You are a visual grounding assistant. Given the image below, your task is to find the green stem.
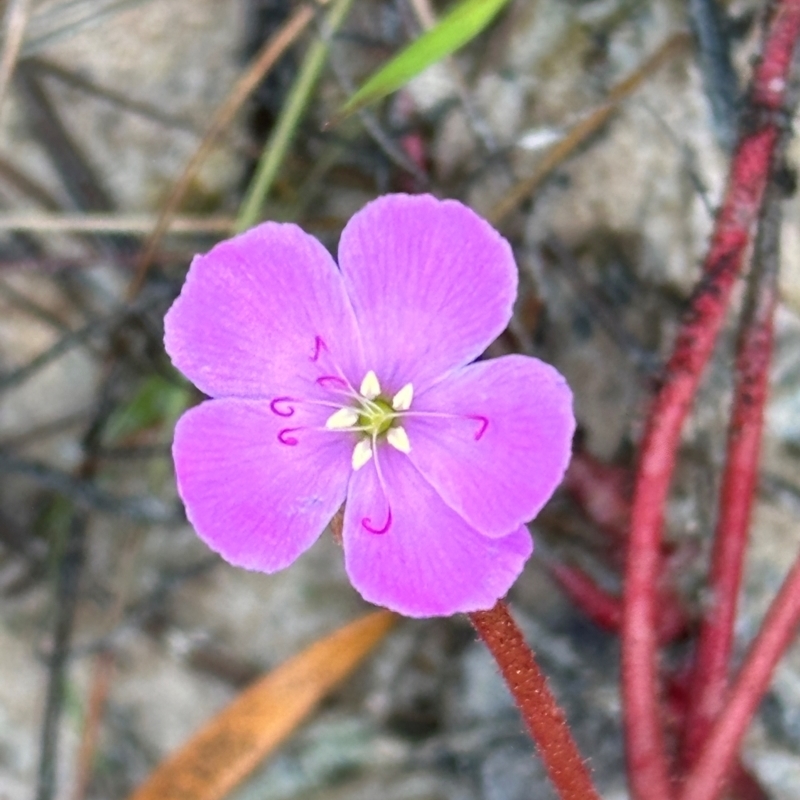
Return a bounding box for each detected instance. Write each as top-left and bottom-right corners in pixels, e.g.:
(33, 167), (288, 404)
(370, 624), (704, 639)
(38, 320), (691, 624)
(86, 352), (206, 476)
(235, 0), (355, 232)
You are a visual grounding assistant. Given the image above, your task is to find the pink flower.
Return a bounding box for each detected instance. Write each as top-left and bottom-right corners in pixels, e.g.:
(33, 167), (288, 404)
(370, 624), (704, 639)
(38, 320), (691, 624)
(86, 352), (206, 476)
(164, 194), (574, 617)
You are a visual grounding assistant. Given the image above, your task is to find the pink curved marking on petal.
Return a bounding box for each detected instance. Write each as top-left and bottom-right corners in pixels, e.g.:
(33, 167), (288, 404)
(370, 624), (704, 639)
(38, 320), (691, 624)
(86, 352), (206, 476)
(362, 506), (392, 534)
(316, 375), (348, 389)
(164, 224), (362, 399)
(343, 446), (533, 617)
(174, 398), (352, 574)
(311, 335), (327, 362)
(406, 355), (575, 538)
(270, 397), (297, 417)
(466, 415), (489, 440)
(278, 428), (303, 445)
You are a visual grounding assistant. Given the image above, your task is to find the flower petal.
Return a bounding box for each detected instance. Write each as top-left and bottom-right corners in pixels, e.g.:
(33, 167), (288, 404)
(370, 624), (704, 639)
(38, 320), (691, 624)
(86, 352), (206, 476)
(165, 222), (363, 398)
(405, 355), (575, 537)
(173, 398), (352, 572)
(337, 194), (517, 392)
(343, 447), (533, 617)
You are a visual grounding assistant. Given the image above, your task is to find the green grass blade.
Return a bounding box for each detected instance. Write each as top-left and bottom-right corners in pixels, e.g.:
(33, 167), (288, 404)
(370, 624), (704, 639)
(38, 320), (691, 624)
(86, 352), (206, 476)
(235, 0), (356, 232)
(335, 0), (511, 121)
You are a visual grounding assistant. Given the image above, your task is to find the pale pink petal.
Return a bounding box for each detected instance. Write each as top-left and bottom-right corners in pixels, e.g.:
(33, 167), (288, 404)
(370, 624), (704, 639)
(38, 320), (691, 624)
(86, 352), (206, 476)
(343, 447), (533, 617)
(165, 222), (363, 399)
(173, 398), (352, 572)
(337, 194), (517, 393)
(404, 355), (574, 537)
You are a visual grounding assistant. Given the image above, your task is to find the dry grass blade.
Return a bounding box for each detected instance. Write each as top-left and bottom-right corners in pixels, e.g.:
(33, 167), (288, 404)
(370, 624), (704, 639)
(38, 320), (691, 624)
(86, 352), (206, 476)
(127, 0), (328, 300)
(488, 32), (690, 225)
(0, 0), (33, 118)
(0, 212), (234, 234)
(126, 609), (397, 800)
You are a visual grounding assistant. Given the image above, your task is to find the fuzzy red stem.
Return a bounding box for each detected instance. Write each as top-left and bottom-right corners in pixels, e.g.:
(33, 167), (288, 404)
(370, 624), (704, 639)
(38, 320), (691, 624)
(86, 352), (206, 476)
(469, 602), (602, 800)
(550, 563), (624, 631)
(621, 4), (800, 798)
(679, 552), (800, 800)
(551, 563), (687, 643)
(680, 186), (780, 767)
(564, 451), (630, 541)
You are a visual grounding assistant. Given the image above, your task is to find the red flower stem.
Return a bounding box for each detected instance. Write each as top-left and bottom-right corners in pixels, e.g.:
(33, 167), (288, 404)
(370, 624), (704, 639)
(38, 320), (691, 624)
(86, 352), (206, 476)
(550, 563), (688, 643)
(680, 170), (782, 767)
(564, 450), (631, 542)
(469, 602), (602, 800)
(550, 563), (624, 632)
(620, 4), (800, 799)
(678, 551), (800, 800)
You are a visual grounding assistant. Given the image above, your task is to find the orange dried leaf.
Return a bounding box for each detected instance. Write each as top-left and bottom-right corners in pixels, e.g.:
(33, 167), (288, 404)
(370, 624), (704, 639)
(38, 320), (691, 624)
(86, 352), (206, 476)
(127, 609), (397, 800)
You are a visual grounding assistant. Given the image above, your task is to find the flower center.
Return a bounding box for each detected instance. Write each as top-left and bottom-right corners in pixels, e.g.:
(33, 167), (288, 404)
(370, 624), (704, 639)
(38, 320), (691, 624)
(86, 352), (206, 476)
(269, 338), (491, 537)
(323, 370), (413, 470)
(357, 397), (395, 437)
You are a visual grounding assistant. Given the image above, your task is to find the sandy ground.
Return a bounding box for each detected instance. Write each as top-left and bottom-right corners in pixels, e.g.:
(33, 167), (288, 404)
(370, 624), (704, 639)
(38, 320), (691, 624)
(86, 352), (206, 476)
(1, 0), (800, 798)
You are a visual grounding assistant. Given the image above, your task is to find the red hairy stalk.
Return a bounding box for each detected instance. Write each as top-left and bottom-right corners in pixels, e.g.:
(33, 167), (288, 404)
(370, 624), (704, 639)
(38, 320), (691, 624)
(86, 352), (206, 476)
(679, 552), (800, 800)
(469, 602), (602, 800)
(563, 451), (631, 542)
(666, 676), (768, 800)
(729, 764), (770, 800)
(680, 180), (782, 766)
(550, 563), (623, 632)
(620, 3), (800, 798)
(550, 563), (687, 643)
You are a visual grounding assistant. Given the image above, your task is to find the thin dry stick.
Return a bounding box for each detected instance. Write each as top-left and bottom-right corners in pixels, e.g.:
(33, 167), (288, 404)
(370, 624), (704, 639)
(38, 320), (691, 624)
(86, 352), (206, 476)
(488, 33), (689, 225)
(71, 532), (143, 800)
(469, 602), (602, 800)
(71, 651), (115, 800)
(679, 551), (800, 800)
(0, 0), (32, 117)
(0, 213), (234, 234)
(127, 0), (328, 299)
(621, 4), (800, 799)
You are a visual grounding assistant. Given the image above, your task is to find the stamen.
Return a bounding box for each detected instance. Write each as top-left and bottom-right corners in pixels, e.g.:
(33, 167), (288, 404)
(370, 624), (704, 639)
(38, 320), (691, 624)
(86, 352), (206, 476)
(361, 434), (392, 534)
(311, 335), (327, 362)
(278, 428), (302, 445)
(326, 407), (359, 430)
(386, 426), (411, 454)
(396, 409), (490, 441)
(269, 397), (296, 417)
(467, 415), (489, 440)
(360, 370), (381, 400)
(392, 383), (413, 411)
(352, 439), (373, 470)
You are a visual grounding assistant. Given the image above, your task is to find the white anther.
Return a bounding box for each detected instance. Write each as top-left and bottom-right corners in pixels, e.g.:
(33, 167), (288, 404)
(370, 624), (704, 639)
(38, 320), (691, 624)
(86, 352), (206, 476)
(325, 407), (359, 430)
(391, 383), (413, 411)
(359, 370), (381, 400)
(352, 439), (373, 470)
(387, 426), (411, 454)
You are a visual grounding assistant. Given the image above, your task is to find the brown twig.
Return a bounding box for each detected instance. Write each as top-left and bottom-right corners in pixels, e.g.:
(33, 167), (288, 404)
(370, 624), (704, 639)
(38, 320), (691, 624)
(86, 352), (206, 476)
(127, 0), (329, 299)
(488, 33), (690, 225)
